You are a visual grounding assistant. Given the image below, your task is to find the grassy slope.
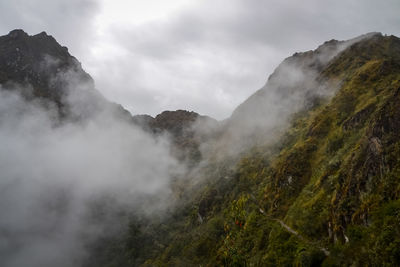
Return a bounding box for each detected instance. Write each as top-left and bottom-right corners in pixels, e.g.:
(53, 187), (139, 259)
(96, 34), (400, 266)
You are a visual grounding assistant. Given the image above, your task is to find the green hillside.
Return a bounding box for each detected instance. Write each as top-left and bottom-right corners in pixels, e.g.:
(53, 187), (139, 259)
(89, 33), (400, 266)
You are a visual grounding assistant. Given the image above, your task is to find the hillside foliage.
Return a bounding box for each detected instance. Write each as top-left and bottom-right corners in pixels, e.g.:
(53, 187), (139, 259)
(86, 34), (400, 267)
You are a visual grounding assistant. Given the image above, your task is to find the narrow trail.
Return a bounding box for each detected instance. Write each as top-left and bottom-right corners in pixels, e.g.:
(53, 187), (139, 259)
(257, 206), (330, 256)
(276, 218), (298, 236)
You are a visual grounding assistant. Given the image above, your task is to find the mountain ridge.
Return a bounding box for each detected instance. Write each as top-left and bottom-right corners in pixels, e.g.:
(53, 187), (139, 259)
(1, 29), (400, 266)
(0, 29), (215, 146)
(121, 32), (400, 266)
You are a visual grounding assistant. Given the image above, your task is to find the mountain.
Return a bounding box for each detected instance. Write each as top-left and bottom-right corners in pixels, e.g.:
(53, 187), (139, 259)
(0, 29), (90, 100)
(0, 29), (136, 123)
(1, 30), (400, 266)
(0, 29), (213, 147)
(97, 33), (400, 266)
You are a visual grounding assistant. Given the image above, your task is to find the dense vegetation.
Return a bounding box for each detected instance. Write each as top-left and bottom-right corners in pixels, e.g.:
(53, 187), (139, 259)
(88, 34), (400, 266)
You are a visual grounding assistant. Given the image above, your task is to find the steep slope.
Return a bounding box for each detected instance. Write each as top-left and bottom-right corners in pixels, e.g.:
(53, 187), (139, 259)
(0, 29), (131, 121)
(0, 29), (91, 99)
(218, 33), (379, 156)
(99, 33), (400, 266)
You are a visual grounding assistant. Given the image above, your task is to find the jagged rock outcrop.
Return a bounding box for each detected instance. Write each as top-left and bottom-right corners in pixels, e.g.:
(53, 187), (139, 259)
(0, 29), (131, 121)
(0, 29), (91, 102)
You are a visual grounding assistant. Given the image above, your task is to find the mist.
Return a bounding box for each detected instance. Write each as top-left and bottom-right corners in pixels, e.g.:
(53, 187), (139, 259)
(0, 82), (181, 266)
(0, 30), (381, 266)
(195, 33), (378, 160)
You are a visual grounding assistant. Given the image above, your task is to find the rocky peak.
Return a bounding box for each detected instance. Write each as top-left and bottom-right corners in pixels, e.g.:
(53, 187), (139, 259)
(133, 110), (218, 163)
(0, 29), (134, 122)
(0, 29), (92, 103)
(152, 110), (199, 134)
(8, 29), (29, 39)
(133, 110), (204, 138)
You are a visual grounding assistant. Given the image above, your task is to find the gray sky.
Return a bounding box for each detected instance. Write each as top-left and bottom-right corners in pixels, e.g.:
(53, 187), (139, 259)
(1, 0), (399, 119)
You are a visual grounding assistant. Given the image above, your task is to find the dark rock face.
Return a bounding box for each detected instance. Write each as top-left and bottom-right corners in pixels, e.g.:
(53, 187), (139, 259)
(0, 29), (134, 122)
(132, 114), (155, 130)
(133, 110), (219, 164)
(151, 110), (200, 136)
(133, 110), (201, 135)
(0, 29), (92, 103)
(371, 87), (400, 140)
(343, 103), (375, 131)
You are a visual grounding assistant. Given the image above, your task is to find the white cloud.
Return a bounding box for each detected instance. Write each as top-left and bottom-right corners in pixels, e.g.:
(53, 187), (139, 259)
(0, 81), (181, 266)
(0, 0), (399, 119)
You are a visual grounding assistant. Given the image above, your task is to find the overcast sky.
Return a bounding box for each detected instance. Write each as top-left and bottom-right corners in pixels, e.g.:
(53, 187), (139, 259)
(1, 0), (399, 119)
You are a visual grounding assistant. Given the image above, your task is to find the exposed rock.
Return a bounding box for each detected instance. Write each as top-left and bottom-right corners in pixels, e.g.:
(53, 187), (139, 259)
(0, 29), (132, 122)
(148, 110), (219, 164)
(343, 103), (375, 130)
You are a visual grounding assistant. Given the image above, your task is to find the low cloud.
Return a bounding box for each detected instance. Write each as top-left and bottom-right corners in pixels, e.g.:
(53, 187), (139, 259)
(196, 34), (376, 159)
(0, 71), (181, 267)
